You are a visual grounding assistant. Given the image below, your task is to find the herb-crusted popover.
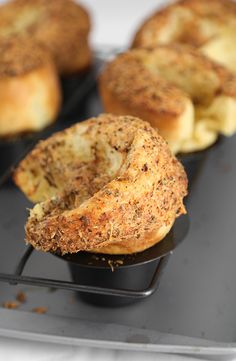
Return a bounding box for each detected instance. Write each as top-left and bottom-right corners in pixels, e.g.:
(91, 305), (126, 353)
(0, 0), (91, 75)
(132, 0), (236, 73)
(0, 37), (61, 137)
(99, 46), (236, 154)
(14, 114), (187, 254)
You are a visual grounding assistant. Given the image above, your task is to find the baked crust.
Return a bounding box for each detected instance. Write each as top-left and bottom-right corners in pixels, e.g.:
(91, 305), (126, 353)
(0, 36), (49, 76)
(0, 0), (91, 75)
(99, 46), (236, 153)
(132, 0), (236, 73)
(0, 37), (61, 137)
(14, 114), (187, 254)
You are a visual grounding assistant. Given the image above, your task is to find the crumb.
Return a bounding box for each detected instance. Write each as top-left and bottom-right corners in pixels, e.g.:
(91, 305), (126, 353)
(32, 307), (48, 314)
(16, 291), (26, 303)
(115, 260), (124, 265)
(2, 301), (19, 309)
(108, 260), (114, 272)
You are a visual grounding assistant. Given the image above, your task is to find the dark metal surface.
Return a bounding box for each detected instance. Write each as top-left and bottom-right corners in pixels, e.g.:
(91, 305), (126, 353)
(0, 53), (236, 353)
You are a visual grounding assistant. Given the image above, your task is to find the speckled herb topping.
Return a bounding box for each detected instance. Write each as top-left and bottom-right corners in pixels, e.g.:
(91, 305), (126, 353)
(14, 114), (188, 254)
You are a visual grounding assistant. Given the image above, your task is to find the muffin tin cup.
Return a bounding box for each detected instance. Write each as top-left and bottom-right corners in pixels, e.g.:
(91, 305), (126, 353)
(69, 260), (164, 307)
(55, 215), (189, 307)
(178, 136), (226, 189)
(68, 258), (162, 307)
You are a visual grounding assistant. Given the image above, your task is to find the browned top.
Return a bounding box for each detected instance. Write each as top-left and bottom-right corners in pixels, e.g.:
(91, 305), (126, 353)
(100, 46), (236, 113)
(132, 0), (236, 49)
(0, 0), (90, 35)
(0, 36), (52, 77)
(100, 48), (187, 117)
(14, 114), (188, 254)
(0, 0), (91, 73)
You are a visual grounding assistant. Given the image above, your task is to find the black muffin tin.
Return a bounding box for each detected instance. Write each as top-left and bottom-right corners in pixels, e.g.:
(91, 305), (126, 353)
(0, 53), (191, 307)
(61, 214), (189, 307)
(0, 214), (188, 307)
(1, 50), (235, 355)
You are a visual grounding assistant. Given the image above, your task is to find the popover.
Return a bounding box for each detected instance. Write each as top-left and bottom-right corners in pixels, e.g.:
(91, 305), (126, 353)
(99, 46), (236, 154)
(0, 0), (91, 75)
(132, 0), (236, 73)
(14, 114), (187, 255)
(0, 37), (61, 137)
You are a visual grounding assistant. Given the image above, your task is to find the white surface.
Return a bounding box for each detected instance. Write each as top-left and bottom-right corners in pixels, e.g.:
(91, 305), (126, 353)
(0, 337), (206, 361)
(0, 0), (206, 360)
(79, 0), (167, 48)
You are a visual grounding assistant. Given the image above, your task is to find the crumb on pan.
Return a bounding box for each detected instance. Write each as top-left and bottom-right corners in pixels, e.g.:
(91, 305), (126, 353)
(107, 259), (124, 272)
(2, 301), (19, 309)
(32, 307), (48, 314)
(16, 291), (26, 303)
(108, 260), (115, 272)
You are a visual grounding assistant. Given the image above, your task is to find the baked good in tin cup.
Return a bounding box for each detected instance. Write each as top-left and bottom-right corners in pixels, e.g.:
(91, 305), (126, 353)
(14, 114), (188, 255)
(99, 45), (236, 154)
(132, 0), (236, 74)
(0, 37), (61, 138)
(0, 0), (92, 75)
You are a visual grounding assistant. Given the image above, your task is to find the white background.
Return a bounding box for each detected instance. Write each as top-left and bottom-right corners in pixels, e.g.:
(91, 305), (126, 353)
(0, 0), (207, 360)
(79, 0), (167, 48)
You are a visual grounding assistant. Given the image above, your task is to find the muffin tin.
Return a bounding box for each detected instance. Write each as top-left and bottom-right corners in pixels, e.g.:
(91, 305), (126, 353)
(61, 215), (187, 308)
(0, 50), (236, 358)
(0, 214), (188, 308)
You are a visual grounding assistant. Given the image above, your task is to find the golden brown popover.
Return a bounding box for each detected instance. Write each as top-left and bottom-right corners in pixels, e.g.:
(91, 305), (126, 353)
(99, 46), (236, 154)
(132, 0), (236, 73)
(0, 0), (91, 75)
(0, 37), (61, 137)
(14, 114), (187, 255)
